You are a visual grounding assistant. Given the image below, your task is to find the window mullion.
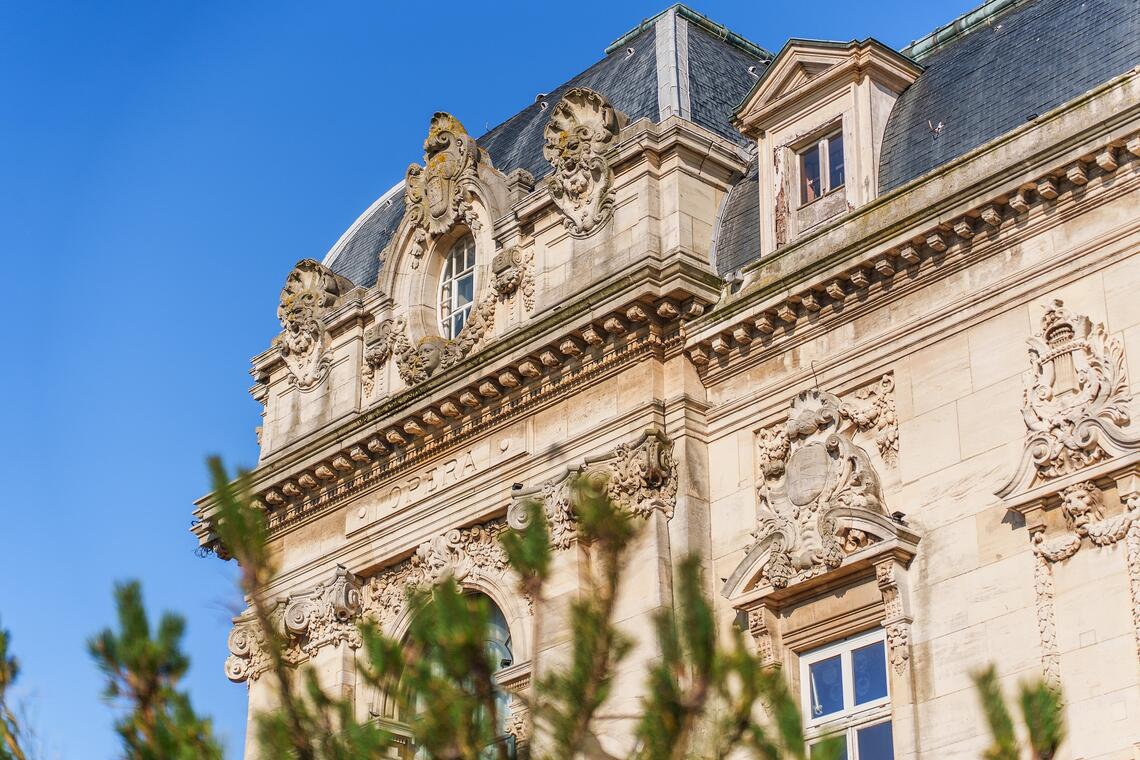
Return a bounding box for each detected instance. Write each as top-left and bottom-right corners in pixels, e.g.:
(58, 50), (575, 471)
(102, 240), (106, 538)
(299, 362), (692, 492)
(820, 137), (830, 195)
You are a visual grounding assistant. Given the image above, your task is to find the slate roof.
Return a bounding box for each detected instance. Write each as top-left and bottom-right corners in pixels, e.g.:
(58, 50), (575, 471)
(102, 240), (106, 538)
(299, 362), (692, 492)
(324, 5), (769, 287)
(879, 0), (1140, 192)
(712, 155), (759, 276)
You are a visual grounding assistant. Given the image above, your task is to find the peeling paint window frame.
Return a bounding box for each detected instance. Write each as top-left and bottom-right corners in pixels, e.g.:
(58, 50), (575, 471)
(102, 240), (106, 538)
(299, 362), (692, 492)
(799, 128), (845, 206)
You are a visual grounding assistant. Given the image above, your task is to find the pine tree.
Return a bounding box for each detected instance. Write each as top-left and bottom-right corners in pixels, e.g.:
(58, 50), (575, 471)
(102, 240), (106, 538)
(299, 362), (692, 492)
(88, 581), (222, 760)
(973, 666), (1064, 760)
(0, 621), (27, 760)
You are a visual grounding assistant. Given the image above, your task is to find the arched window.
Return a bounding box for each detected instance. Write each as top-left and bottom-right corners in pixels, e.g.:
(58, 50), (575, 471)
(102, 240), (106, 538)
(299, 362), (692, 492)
(438, 235), (476, 339)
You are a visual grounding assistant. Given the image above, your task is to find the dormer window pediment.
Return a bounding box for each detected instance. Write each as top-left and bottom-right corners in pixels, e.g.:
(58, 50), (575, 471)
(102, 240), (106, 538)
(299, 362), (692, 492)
(734, 40), (922, 255)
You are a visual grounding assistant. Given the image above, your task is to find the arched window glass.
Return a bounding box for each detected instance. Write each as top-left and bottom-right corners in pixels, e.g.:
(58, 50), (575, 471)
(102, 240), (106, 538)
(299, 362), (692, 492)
(439, 235), (476, 339)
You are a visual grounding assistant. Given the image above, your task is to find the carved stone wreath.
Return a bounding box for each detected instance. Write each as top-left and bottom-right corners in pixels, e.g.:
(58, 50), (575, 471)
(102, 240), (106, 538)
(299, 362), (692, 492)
(543, 88), (626, 237)
(1000, 299), (1139, 497)
(508, 429), (678, 549)
(275, 260), (352, 390)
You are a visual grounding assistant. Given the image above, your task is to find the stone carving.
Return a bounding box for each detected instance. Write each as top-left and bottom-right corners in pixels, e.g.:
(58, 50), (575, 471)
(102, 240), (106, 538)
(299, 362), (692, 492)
(875, 562), (911, 676)
(492, 247), (535, 312)
(840, 374), (899, 466)
(509, 429), (678, 549)
(505, 708), (531, 743)
(746, 606), (776, 667)
(1001, 300), (1138, 496)
(224, 567), (362, 683)
(284, 566), (364, 655)
(404, 113), (482, 268)
(1126, 502), (1140, 668)
(1034, 480), (1138, 564)
(543, 88), (625, 237)
(363, 520), (523, 634)
(361, 318), (402, 398)
(276, 260), (351, 390)
(391, 289), (497, 388)
(752, 390), (887, 589)
(1032, 549), (1063, 691)
(1060, 480), (1106, 536)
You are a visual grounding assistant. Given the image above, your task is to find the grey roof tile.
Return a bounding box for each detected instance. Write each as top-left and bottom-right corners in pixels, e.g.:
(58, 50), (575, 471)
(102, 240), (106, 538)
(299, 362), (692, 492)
(713, 155), (760, 276)
(879, 0), (1140, 192)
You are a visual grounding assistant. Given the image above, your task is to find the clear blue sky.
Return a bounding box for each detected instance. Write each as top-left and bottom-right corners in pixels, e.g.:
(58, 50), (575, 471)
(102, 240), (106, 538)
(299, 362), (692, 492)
(1, 1), (974, 756)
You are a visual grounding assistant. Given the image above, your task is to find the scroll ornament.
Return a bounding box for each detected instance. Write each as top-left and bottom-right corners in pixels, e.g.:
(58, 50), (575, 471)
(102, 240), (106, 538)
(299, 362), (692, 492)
(404, 113), (483, 268)
(1001, 299), (1138, 496)
(753, 389), (888, 589)
(276, 260), (351, 390)
(543, 88), (626, 237)
(224, 567), (363, 683)
(508, 429), (678, 549)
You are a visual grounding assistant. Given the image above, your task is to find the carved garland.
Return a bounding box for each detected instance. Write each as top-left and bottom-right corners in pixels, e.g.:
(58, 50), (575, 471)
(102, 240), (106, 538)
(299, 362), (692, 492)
(508, 429), (678, 548)
(543, 88), (626, 238)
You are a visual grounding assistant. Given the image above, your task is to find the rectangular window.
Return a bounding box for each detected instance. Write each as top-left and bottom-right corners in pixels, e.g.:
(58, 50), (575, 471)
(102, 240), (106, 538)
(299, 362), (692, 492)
(799, 129), (845, 206)
(801, 630), (893, 760)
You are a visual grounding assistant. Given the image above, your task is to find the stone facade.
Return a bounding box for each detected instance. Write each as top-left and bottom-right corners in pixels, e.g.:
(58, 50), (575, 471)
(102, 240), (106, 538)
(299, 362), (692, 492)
(195, 3), (1140, 757)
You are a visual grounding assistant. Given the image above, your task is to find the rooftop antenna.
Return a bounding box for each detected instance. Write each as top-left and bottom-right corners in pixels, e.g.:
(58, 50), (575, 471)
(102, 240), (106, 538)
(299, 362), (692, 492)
(927, 119), (944, 137)
(810, 360), (820, 390)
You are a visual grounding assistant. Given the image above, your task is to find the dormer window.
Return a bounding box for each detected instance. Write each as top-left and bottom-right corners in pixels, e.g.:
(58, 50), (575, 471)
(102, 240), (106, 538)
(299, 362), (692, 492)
(439, 234), (476, 339)
(800, 131), (845, 206)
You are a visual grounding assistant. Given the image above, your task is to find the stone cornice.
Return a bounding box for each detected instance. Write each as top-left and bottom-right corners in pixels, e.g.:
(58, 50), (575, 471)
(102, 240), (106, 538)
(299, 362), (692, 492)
(193, 260), (713, 550)
(688, 70), (1140, 378)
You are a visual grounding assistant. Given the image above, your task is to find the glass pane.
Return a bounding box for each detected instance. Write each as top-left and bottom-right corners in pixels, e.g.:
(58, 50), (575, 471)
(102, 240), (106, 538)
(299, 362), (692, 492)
(457, 273), (474, 306)
(828, 133), (845, 190)
(808, 655), (844, 718)
(801, 145), (822, 204)
(856, 721), (894, 760)
(465, 240), (476, 268)
(452, 312), (466, 337)
(810, 735), (848, 760)
(852, 641), (888, 705)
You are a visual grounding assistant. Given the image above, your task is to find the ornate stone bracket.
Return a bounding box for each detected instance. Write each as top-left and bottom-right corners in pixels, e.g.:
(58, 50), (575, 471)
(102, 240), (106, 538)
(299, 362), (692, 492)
(225, 566), (363, 683)
(275, 260), (354, 390)
(507, 428), (678, 549)
(361, 318), (403, 399)
(361, 519), (527, 635)
(543, 88), (627, 238)
(998, 300), (1139, 499)
(875, 558), (914, 676)
(492, 247), (535, 312)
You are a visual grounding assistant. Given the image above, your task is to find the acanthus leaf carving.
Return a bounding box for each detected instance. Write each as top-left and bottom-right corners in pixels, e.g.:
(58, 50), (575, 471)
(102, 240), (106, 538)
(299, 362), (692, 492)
(276, 260), (351, 390)
(752, 389), (888, 589)
(1001, 299), (1139, 497)
(543, 88), (625, 237)
(839, 374), (899, 466)
(508, 429), (678, 549)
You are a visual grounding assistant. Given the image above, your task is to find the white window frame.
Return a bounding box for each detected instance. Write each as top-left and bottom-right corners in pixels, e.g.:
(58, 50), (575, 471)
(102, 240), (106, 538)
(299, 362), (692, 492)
(800, 629), (892, 757)
(438, 235), (476, 340)
(798, 128), (845, 206)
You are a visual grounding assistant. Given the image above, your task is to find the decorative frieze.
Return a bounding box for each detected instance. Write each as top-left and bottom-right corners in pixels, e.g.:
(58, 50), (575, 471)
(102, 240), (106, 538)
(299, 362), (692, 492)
(543, 88), (626, 237)
(276, 260), (353, 390)
(508, 429), (678, 549)
(999, 299), (1139, 498)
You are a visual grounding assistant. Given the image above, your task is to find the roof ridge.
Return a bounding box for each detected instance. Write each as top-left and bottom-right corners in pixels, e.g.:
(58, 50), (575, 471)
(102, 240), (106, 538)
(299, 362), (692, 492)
(605, 4), (772, 61)
(901, 0), (1034, 59)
